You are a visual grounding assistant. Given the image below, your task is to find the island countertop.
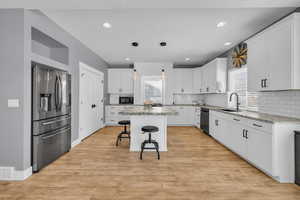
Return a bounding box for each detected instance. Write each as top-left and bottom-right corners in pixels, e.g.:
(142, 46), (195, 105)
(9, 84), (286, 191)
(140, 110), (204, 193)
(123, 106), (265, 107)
(119, 106), (178, 116)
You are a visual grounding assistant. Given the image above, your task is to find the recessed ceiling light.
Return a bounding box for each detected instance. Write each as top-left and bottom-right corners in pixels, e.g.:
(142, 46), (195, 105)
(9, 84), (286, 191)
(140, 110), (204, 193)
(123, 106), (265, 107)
(131, 42), (139, 47)
(224, 42), (232, 46)
(103, 22), (112, 29)
(160, 42), (167, 47)
(125, 57), (130, 61)
(217, 21), (227, 28)
(185, 58), (191, 61)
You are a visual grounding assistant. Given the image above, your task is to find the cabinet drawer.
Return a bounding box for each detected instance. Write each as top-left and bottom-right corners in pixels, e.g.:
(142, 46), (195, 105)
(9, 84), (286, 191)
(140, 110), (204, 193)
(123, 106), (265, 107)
(245, 119), (273, 133)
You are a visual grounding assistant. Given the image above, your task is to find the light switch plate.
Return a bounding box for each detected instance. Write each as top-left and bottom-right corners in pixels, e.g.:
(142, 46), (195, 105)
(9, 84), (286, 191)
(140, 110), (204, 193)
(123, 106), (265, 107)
(8, 99), (19, 108)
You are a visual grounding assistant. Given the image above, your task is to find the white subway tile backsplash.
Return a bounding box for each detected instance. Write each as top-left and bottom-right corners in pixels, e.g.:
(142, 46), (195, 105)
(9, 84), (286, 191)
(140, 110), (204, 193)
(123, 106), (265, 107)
(257, 91), (300, 119)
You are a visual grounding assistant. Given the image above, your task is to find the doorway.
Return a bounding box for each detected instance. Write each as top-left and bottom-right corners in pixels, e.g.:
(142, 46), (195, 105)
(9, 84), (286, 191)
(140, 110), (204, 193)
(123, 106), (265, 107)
(79, 62), (104, 140)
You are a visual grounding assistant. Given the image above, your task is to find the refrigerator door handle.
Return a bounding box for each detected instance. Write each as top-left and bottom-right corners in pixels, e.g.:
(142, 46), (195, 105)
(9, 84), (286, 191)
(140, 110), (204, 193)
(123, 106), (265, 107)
(58, 75), (63, 109)
(54, 75), (59, 110)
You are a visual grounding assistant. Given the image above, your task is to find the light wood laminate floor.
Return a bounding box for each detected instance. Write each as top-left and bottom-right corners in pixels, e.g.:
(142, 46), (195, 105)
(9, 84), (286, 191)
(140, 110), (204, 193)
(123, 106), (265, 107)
(1, 126), (299, 200)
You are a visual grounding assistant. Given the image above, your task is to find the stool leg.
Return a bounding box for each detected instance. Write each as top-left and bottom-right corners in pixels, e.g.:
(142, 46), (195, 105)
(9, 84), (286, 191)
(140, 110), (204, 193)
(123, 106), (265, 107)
(140, 141), (145, 160)
(116, 134), (120, 146)
(154, 142), (160, 160)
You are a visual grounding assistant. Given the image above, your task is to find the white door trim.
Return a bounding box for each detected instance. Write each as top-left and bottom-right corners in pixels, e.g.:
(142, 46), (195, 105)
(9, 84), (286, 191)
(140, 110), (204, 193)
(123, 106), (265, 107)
(79, 62), (104, 141)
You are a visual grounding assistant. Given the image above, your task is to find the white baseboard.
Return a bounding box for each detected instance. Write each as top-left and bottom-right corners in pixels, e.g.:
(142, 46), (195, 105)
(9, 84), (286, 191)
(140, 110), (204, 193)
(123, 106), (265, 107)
(0, 166), (32, 181)
(71, 138), (82, 148)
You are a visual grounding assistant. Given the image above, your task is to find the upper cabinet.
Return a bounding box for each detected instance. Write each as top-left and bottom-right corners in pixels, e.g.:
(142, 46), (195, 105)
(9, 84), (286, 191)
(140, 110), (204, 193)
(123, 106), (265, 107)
(173, 69), (193, 94)
(193, 67), (203, 93)
(200, 58), (227, 94)
(108, 69), (133, 94)
(248, 13), (300, 92)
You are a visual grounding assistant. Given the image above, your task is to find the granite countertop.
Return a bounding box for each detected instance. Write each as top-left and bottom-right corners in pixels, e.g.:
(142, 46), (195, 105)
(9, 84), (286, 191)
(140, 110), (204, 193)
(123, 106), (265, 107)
(119, 107), (177, 116)
(213, 109), (300, 124)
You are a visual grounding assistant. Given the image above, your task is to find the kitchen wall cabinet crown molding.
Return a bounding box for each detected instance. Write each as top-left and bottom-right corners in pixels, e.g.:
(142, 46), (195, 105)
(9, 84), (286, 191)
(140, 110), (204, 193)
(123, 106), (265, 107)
(247, 13), (300, 92)
(108, 69), (134, 94)
(210, 110), (299, 183)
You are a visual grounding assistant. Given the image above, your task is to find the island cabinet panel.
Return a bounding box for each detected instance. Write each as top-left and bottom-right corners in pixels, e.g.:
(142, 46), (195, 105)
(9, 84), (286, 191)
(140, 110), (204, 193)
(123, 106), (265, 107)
(247, 13), (300, 91)
(209, 110), (297, 183)
(129, 115), (168, 152)
(108, 69), (133, 94)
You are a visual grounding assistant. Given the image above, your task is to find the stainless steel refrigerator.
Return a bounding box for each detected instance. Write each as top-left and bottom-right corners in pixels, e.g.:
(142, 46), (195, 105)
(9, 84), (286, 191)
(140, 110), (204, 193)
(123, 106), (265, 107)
(32, 62), (71, 172)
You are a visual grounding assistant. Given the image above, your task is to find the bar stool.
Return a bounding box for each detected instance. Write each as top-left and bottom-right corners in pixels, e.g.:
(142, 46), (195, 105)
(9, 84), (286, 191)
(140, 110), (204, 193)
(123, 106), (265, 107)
(140, 125), (160, 160)
(116, 120), (130, 146)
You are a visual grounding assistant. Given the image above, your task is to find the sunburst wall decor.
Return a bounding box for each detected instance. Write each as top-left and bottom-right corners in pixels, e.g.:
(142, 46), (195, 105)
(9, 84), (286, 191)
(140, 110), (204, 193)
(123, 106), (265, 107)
(232, 42), (247, 68)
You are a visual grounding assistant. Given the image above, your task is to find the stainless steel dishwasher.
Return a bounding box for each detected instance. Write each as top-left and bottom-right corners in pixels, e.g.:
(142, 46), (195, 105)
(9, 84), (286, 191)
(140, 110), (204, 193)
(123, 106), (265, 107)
(200, 107), (209, 135)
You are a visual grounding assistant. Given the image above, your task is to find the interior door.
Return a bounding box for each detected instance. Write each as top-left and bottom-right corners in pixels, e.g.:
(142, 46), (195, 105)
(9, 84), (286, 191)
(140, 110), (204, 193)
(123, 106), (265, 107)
(93, 72), (104, 131)
(80, 65), (104, 140)
(80, 69), (93, 139)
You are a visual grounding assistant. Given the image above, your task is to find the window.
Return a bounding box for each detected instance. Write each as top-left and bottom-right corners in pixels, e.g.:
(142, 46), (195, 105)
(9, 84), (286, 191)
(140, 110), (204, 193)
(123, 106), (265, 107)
(141, 76), (164, 104)
(228, 67), (258, 111)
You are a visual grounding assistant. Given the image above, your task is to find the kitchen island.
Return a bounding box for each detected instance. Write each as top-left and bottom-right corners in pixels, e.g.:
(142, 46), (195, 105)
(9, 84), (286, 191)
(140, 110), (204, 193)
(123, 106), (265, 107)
(119, 107), (177, 152)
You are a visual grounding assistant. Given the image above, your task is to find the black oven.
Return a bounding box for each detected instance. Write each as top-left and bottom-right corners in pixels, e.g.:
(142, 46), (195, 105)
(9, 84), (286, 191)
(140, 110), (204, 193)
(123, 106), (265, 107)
(119, 96), (134, 104)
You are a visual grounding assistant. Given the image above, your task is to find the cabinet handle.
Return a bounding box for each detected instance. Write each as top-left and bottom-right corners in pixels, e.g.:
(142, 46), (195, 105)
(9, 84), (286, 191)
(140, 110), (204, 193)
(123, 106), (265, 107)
(215, 120), (219, 126)
(253, 123), (263, 128)
(242, 129), (245, 138)
(233, 118), (240, 121)
(264, 79), (267, 88)
(245, 130), (249, 139)
(261, 79), (264, 88)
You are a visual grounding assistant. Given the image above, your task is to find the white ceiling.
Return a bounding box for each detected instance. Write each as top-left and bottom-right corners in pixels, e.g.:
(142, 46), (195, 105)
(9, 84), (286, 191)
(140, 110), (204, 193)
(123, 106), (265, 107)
(1, 0), (300, 9)
(42, 8), (296, 67)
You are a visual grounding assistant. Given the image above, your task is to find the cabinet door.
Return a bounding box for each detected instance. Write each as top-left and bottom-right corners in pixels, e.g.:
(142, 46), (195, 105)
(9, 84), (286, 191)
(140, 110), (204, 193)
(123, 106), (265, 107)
(201, 66), (208, 93)
(167, 107), (179, 125)
(108, 70), (121, 93)
(184, 107), (194, 124)
(247, 33), (268, 92)
(193, 68), (201, 93)
(174, 69), (193, 93)
(267, 20), (292, 90)
(209, 113), (217, 138)
(120, 69), (133, 93)
(227, 121), (247, 157)
(208, 62), (217, 93)
(247, 128), (272, 174)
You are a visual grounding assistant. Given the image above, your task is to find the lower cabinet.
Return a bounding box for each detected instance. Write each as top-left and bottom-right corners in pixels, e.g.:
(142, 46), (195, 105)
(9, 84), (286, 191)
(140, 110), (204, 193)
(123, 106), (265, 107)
(247, 128), (272, 174)
(167, 106), (194, 125)
(210, 111), (273, 177)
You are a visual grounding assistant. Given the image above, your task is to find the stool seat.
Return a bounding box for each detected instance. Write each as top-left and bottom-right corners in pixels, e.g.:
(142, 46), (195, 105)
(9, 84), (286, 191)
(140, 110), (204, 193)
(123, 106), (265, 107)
(118, 120), (130, 125)
(141, 126), (159, 133)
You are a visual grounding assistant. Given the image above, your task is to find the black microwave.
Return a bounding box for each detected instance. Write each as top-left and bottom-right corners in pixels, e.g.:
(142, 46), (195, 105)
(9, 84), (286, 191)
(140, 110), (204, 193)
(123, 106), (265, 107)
(119, 96), (134, 104)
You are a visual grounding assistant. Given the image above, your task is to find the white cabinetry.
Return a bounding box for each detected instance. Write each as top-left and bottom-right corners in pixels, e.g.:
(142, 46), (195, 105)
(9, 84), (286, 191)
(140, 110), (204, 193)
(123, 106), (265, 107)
(248, 13), (300, 91)
(173, 69), (193, 94)
(209, 110), (297, 183)
(200, 58), (227, 93)
(193, 68), (203, 94)
(167, 106), (194, 125)
(194, 107), (201, 128)
(108, 69), (133, 94)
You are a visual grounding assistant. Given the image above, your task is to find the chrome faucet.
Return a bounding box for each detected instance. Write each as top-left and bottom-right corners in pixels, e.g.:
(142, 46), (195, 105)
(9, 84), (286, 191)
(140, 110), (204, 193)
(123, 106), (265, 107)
(229, 92), (240, 112)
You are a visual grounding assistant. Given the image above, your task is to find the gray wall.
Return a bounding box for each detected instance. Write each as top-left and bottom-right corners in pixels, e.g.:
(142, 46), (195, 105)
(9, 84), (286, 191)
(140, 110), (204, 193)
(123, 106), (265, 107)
(0, 9), (109, 171)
